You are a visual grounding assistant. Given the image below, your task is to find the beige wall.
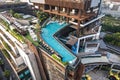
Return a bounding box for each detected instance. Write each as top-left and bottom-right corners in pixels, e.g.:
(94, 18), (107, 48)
(40, 49), (65, 80)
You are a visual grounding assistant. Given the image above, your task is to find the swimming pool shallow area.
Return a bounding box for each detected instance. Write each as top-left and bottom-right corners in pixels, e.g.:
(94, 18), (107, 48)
(41, 22), (76, 62)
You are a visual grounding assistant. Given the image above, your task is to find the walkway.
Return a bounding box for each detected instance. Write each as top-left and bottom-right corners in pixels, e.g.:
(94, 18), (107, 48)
(41, 22), (75, 62)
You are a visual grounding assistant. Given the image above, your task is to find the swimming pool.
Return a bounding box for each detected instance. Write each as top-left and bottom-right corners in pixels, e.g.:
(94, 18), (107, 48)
(41, 22), (76, 62)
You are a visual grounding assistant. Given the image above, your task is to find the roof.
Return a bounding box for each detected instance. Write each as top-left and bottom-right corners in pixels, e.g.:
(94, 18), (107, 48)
(81, 56), (109, 64)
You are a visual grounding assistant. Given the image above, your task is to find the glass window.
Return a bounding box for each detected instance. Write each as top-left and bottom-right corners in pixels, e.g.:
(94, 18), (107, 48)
(25, 70), (30, 75)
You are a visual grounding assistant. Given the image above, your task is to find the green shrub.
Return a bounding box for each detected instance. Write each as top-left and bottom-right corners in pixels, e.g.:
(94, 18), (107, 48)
(51, 54), (68, 66)
(10, 30), (24, 43)
(104, 32), (120, 47)
(13, 13), (23, 19)
(2, 42), (12, 51)
(102, 16), (120, 33)
(1, 49), (11, 59)
(0, 18), (10, 29)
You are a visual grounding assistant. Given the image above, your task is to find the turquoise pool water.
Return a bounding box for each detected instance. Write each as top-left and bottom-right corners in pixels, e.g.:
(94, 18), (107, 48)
(41, 22), (75, 62)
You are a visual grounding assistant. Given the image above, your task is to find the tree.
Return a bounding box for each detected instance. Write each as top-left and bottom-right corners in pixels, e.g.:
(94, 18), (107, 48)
(104, 32), (120, 47)
(36, 11), (41, 18)
(3, 70), (10, 80)
(36, 11), (48, 24)
(102, 16), (120, 33)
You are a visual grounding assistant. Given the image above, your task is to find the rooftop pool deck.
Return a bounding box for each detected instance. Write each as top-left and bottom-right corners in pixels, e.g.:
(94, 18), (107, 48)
(41, 21), (76, 62)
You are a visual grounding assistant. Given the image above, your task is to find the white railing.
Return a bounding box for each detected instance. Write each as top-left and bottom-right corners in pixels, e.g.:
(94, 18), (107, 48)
(0, 25), (23, 48)
(0, 33), (18, 55)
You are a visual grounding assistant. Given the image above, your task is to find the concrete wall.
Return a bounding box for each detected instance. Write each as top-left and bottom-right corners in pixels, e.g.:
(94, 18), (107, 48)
(40, 49), (65, 80)
(26, 40), (48, 80)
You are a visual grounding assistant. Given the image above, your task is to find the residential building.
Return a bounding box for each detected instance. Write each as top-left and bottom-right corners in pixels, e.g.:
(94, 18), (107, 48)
(0, 12), (41, 80)
(0, 0), (110, 80)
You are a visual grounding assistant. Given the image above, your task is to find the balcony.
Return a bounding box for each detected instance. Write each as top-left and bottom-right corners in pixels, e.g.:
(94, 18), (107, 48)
(45, 0), (84, 9)
(44, 9), (96, 21)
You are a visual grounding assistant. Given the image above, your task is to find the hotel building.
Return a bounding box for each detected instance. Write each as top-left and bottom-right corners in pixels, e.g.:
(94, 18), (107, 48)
(0, 13), (41, 80)
(0, 0), (106, 80)
(29, 0), (105, 80)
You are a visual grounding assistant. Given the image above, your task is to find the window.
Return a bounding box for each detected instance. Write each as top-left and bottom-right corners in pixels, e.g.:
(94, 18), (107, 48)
(25, 70), (30, 75)
(19, 74), (24, 79)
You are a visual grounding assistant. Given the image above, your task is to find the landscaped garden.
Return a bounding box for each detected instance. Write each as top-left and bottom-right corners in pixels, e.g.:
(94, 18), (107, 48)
(0, 17), (25, 43)
(1, 49), (11, 60)
(104, 32), (120, 47)
(102, 15), (120, 33)
(9, 30), (24, 43)
(0, 18), (10, 30)
(51, 54), (68, 66)
(36, 11), (49, 25)
(9, 9), (23, 19)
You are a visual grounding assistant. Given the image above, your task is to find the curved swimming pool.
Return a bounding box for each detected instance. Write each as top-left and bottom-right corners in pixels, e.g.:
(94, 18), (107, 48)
(41, 22), (75, 62)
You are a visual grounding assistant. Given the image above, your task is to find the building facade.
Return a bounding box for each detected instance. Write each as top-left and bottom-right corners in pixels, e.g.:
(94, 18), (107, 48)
(30, 0), (105, 80)
(0, 13), (41, 80)
(0, 0), (105, 80)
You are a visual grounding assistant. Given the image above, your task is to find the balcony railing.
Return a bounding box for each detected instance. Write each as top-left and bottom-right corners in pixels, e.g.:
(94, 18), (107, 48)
(45, 0), (84, 9)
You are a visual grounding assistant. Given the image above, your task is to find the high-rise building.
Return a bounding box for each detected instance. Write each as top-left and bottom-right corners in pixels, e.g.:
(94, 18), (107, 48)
(0, 0), (106, 80)
(29, 0), (105, 80)
(0, 13), (41, 80)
